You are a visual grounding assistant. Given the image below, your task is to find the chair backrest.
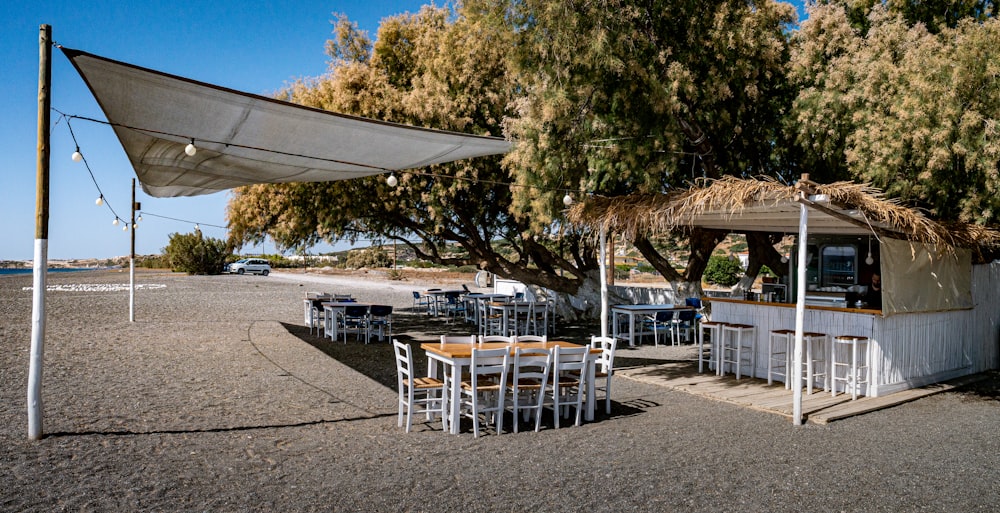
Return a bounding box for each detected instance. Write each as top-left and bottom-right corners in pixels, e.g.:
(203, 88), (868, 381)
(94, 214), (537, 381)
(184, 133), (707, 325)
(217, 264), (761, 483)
(470, 347), (510, 386)
(685, 297), (702, 309)
(590, 335), (617, 374)
(677, 309), (696, 323)
(344, 305), (369, 317)
(511, 347), (551, 388)
(369, 305), (393, 317)
(553, 345), (589, 379)
(479, 335), (515, 344)
(446, 295), (461, 305)
(514, 334), (547, 343)
(412, 291), (421, 299)
(392, 339), (413, 388)
(441, 335), (476, 344)
(654, 310), (676, 323)
(462, 284), (471, 293)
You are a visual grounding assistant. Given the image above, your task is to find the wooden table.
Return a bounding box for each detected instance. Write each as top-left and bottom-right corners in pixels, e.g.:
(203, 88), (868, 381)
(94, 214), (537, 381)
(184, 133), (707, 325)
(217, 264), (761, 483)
(421, 340), (599, 435)
(611, 304), (695, 347)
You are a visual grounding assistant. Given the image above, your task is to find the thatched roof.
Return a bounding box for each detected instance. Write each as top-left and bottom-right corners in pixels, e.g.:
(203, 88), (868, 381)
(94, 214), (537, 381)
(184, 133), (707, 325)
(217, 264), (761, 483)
(567, 175), (1000, 252)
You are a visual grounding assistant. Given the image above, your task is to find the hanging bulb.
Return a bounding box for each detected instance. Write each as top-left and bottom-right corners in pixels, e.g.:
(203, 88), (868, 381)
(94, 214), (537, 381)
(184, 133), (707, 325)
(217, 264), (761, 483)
(386, 173), (398, 187)
(123, 224), (128, 232)
(780, 254), (789, 264)
(184, 139), (197, 156)
(137, 214), (143, 222)
(132, 223), (138, 229)
(563, 193), (573, 206)
(194, 223), (200, 231)
(865, 252), (874, 265)
(112, 218), (119, 226)
(71, 148), (83, 162)
(96, 195), (104, 206)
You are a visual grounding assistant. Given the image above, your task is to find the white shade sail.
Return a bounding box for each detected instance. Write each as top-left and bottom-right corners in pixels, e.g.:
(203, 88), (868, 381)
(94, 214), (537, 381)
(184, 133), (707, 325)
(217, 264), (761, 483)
(61, 47), (512, 198)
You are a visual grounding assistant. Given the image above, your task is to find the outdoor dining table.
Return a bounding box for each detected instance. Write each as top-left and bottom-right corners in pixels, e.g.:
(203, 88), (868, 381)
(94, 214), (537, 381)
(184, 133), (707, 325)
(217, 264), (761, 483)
(421, 340), (599, 435)
(611, 304), (695, 347)
(322, 301), (368, 341)
(423, 289), (465, 316)
(464, 293), (512, 326)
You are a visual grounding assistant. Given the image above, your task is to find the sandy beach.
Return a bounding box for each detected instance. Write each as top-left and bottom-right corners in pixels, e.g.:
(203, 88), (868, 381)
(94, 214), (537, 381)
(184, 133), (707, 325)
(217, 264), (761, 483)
(2, 268), (999, 512)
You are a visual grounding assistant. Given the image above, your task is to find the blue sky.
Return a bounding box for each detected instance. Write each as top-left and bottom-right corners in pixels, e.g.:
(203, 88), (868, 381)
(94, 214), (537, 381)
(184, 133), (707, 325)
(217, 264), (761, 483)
(2, 1), (806, 261)
(2, 1), (428, 260)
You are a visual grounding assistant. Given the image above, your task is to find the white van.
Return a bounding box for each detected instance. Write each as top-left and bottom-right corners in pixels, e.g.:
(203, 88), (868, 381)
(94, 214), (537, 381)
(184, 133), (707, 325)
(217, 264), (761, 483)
(225, 258), (271, 276)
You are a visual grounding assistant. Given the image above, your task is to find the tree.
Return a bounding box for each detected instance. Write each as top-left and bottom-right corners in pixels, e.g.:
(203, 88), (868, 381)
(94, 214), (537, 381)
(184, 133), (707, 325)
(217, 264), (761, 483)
(484, 0), (798, 295)
(163, 231), (229, 274)
(226, 6), (602, 316)
(790, 2), (1000, 225)
(704, 255), (744, 287)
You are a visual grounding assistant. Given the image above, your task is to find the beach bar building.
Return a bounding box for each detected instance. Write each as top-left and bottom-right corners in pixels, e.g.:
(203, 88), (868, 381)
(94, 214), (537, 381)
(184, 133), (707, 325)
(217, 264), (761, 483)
(570, 175), (1000, 423)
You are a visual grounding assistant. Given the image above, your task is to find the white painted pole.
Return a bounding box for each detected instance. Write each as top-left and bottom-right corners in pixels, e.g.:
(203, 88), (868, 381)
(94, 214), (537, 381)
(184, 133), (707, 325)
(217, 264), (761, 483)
(599, 227), (609, 339)
(792, 196), (808, 426)
(28, 24), (52, 440)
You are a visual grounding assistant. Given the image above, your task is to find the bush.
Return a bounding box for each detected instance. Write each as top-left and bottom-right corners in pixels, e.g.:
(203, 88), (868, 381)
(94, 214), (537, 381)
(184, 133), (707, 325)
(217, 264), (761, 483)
(163, 231), (230, 274)
(703, 255), (743, 286)
(344, 247), (391, 269)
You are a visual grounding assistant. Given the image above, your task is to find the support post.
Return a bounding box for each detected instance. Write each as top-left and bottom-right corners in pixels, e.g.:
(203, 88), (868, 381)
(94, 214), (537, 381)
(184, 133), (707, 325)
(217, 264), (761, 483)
(599, 227), (609, 340)
(129, 178), (136, 322)
(792, 183), (810, 426)
(28, 24), (52, 440)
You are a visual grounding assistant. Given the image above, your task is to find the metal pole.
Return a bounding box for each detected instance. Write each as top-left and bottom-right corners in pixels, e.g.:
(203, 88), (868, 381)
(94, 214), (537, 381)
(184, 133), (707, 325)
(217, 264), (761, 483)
(28, 24), (52, 440)
(129, 178), (136, 322)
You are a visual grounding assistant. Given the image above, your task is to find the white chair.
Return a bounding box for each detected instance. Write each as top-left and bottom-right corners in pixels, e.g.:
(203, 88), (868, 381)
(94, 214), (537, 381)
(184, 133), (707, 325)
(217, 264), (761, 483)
(513, 334), (547, 343)
(507, 347), (552, 433)
(460, 347), (510, 437)
(546, 345), (589, 428)
(393, 340), (445, 433)
(590, 335), (617, 415)
(642, 310), (678, 346)
(440, 334), (476, 344)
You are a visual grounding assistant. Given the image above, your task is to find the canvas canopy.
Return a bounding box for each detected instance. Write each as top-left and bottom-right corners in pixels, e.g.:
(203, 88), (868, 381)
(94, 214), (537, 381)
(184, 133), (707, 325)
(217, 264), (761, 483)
(61, 47), (512, 198)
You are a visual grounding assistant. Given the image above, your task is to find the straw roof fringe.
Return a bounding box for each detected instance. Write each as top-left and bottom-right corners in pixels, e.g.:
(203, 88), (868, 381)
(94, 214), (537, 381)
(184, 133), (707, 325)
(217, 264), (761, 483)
(567, 176), (1000, 252)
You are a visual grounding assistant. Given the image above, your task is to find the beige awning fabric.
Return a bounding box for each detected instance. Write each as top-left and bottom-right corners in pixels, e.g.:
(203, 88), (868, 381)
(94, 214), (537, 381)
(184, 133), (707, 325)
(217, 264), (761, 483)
(61, 47), (512, 198)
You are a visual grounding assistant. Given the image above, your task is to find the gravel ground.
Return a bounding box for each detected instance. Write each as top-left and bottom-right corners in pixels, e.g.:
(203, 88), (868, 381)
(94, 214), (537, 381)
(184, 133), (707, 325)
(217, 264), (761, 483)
(2, 269), (999, 512)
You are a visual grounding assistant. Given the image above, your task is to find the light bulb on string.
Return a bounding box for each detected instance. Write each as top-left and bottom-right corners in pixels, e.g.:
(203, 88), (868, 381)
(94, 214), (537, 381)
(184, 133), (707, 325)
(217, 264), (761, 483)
(184, 139), (197, 157)
(71, 148), (83, 162)
(137, 213), (143, 222)
(96, 195), (104, 206)
(123, 224), (128, 232)
(112, 218), (119, 226)
(386, 173), (398, 187)
(132, 223), (138, 229)
(562, 193), (573, 206)
(194, 223), (200, 231)
(865, 236), (874, 265)
(780, 254), (789, 264)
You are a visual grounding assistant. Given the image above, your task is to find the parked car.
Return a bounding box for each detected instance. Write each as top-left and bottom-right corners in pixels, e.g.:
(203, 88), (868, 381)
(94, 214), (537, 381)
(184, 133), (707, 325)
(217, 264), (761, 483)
(225, 258), (271, 276)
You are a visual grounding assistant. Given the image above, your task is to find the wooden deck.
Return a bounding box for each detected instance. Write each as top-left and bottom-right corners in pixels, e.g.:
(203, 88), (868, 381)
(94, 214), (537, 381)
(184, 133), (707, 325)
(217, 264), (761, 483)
(618, 361), (987, 424)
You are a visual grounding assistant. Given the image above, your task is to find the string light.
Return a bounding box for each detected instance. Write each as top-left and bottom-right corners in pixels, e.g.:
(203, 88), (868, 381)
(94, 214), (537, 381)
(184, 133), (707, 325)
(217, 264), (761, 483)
(137, 213), (143, 222)
(194, 223), (200, 231)
(96, 195), (104, 206)
(112, 218), (119, 226)
(386, 173), (398, 187)
(122, 224), (128, 231)
(71, 147), (83, 162)
(563, 193), (573, 206)
(185, 138), (197, 157)
(865, 236), (874, 265)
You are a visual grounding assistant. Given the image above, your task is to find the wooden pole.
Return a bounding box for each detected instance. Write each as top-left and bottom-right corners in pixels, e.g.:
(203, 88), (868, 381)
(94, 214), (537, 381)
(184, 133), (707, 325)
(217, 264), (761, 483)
(129, 178), (136, 322)
(28, 24), (52, 440)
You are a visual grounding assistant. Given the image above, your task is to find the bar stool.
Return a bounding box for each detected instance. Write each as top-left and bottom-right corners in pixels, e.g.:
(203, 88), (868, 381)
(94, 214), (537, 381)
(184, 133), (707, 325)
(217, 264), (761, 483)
(832, 335), (870, 400)
(720, 323), (756, 379)
(699, 321), (728, 374)
(767, 329), (794, 386)
(802, 332), (829, 394)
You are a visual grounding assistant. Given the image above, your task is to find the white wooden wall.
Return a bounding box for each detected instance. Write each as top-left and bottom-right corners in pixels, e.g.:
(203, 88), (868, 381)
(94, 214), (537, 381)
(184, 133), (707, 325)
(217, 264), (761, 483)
(710, 261), (1000, 397)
